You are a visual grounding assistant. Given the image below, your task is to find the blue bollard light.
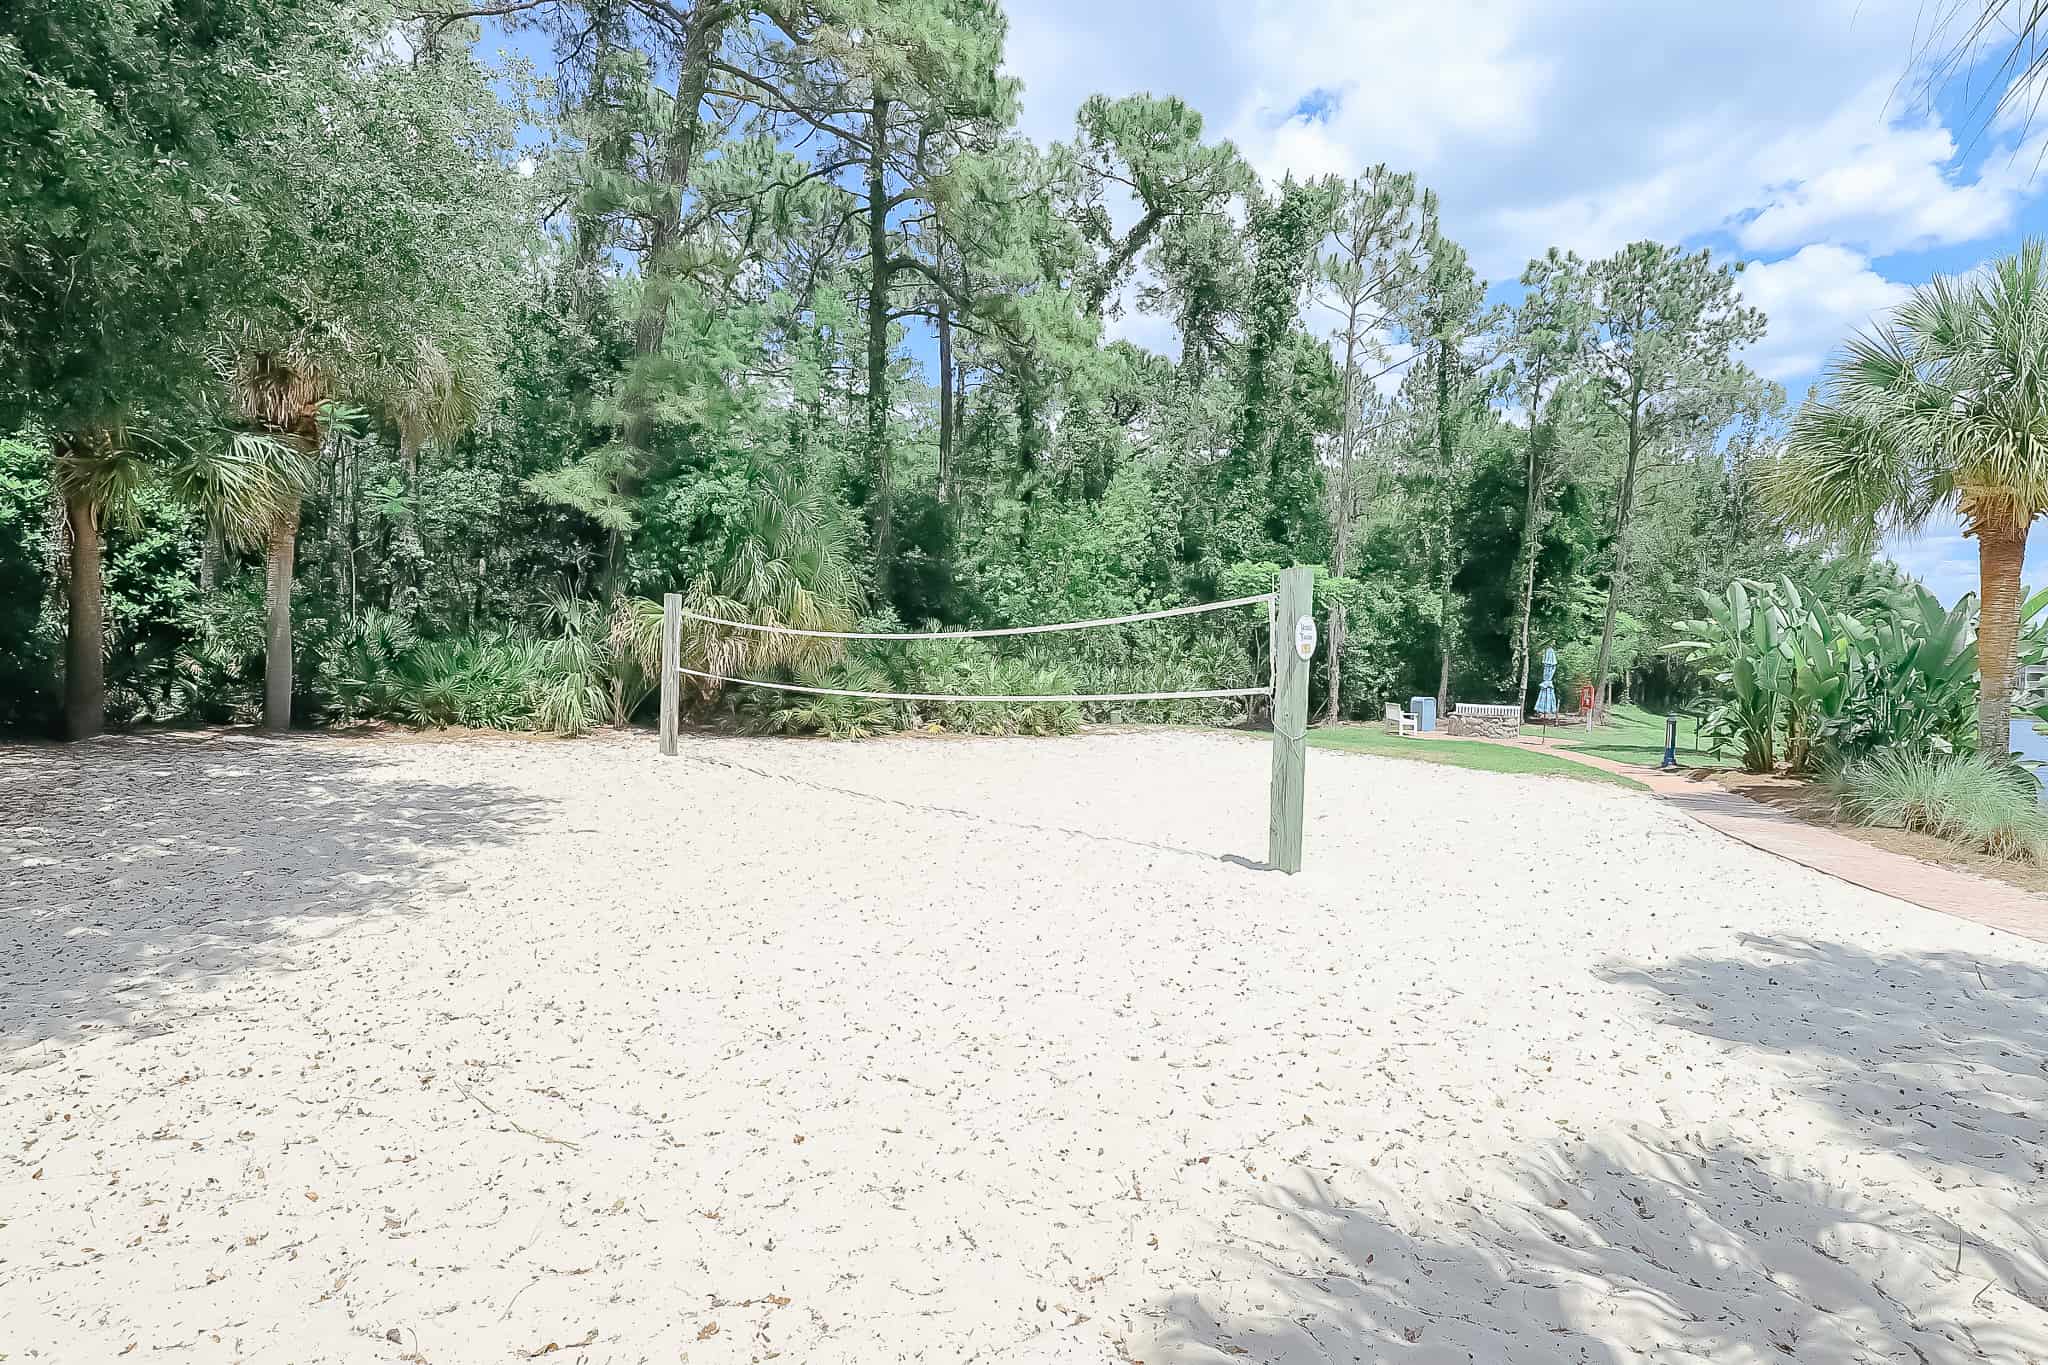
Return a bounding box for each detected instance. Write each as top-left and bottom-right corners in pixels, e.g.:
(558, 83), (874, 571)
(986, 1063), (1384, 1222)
(1661, 712), (1678, 770)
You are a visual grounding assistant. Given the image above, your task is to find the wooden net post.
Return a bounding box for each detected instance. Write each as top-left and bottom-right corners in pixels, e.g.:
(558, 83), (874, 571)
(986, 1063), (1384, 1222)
(1268, 565), (1313, 874)
(660, 592), (681, 757)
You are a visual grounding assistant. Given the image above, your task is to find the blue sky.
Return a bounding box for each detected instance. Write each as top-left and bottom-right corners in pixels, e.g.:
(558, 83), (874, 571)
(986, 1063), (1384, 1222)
(996, 0), (2046, 603)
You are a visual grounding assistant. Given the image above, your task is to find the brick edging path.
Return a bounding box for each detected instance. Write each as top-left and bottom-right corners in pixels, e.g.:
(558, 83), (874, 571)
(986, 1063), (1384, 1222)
(1476, 735), (2048, 945)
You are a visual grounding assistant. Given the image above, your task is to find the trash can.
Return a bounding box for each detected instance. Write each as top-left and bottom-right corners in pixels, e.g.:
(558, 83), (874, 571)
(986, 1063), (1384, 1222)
(1410, 696), (1438, 733)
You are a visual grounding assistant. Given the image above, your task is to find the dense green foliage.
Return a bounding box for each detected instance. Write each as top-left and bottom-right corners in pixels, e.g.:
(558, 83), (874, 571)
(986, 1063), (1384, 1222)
(0, 0), (1931, 741)
(1671, 574), (1986, 773)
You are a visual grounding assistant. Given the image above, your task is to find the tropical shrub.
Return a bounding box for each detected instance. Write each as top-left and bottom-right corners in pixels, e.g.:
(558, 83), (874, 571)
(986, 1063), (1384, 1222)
(313, 592), (650, 736)
(1837, 751), (2048, 863)
(318, 608), (420, 724)
(1671, 576), (1979, 772)
(173, 581), (269, 723)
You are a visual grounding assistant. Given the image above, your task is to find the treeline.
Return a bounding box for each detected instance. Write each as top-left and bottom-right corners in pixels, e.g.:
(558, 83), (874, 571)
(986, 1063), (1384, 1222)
(1, 0), (1870, 739)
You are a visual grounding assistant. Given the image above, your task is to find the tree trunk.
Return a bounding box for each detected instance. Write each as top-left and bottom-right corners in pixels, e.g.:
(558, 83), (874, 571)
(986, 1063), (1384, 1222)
(344, 438), (359, 622)
(1510, 413), (1545, 708)
(1015, 380), (1043, 548)
(63, 488), (105, 741)
(865, 92), (894, 598)
(200, 522), (222, 593)
(936, 296), (954, 506)
(1513, 531), (1540, 712)
(1321, 298), (1365, 728)
(263, 495), (300, 731)
(1436, 629), (1451, 716)
(1323, 603), (1344, 724)
(1082, 207), (1164, 315)
(614, 5), (725, 574)
(1593, 385), (1643, 715)
(1974, 508), (2030, 761)
(395, 426), (424, 615)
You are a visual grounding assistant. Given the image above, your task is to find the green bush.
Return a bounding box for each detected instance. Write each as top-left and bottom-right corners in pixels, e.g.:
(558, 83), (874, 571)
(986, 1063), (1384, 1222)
(1837, 752), (2048, 863)
(171, 579), (268, 723)
(0, 433), (59, 732)
(736, 661), (900, 740)
(311, 593), (634, 737)
(1671, 575), (1980, 773)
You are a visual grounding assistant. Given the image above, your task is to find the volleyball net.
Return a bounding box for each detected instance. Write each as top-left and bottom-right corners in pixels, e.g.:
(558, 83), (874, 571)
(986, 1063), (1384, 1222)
(654, 566), (1317, 873)
(666, 592), (1278, 705)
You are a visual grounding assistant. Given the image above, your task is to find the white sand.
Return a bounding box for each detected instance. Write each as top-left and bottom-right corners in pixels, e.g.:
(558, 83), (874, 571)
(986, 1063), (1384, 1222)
(2, 728), (2045, 1364)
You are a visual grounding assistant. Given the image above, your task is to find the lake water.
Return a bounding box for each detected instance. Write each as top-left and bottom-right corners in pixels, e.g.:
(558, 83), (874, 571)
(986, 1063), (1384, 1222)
(2011, 719), (2048, 799)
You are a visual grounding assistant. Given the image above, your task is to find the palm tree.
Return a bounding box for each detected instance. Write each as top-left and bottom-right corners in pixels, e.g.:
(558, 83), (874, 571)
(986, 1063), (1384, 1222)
(221, 327), (490, 729)
(678, 455), (860, 698)
(223, 345), (328, 730)
(52, 428), (143, 740)
(55, 416), (306, 740)
(1770, 240), (2048, 760)
(379, 336), (488, 614)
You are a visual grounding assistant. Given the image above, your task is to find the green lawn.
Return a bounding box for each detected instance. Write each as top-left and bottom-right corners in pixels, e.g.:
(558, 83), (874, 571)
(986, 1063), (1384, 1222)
(1556, 703), (1733, 771)
(1304, 724), (1648, 790)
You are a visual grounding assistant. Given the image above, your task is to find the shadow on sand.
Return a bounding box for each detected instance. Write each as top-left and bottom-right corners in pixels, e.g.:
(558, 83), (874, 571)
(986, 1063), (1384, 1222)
(0, 732), (550, 1059)
(1601, 934), (2048, 1185)
(1141, 936), (2048, 1363)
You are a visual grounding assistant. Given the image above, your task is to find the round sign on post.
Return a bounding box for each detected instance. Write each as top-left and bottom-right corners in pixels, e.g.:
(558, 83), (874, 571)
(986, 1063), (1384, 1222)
(1293, 614), (1317, 661)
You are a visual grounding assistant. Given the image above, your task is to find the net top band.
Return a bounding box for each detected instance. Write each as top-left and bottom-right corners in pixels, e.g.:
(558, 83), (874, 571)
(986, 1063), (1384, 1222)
(677, 592), (1276, 641)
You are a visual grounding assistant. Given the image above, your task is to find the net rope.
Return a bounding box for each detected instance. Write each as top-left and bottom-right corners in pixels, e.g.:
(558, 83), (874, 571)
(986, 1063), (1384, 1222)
(674, 592), (1274, 705)
(677, 669), (1268, 705)
(677, 592), (1274, 640)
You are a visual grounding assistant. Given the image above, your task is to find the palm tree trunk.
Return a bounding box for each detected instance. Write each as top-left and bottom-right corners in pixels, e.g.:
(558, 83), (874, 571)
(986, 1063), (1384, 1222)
(63, 488), (105, 741)
(395, 426), (423, 614)
(1975, 511), (2029, 761)
(201, 522), (223, 593)
(263, 495), (300, 731)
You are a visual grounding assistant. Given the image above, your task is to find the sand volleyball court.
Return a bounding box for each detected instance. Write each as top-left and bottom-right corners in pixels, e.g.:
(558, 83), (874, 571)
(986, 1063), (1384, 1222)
(3, 729), (2045, 1363)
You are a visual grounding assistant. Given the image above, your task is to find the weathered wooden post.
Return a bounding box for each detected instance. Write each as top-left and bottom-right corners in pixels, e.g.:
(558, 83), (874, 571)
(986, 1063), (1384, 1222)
(660, 592), (681, 757)
(1268, 565), (1313, 873)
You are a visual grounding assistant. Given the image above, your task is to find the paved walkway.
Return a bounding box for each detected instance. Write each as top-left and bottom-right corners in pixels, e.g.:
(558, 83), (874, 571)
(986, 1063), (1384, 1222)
(1478, 735), (2048, 945)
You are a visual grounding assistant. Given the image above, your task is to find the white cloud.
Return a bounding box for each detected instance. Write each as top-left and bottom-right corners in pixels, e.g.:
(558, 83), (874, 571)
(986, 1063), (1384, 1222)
(1885, 523), (1979, 605)
(1737, 121), (2041, 256)
(1735, 245), (1911, 384)
(1001, 0), (2047, 282)
(1885, 515), (2048, 606)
